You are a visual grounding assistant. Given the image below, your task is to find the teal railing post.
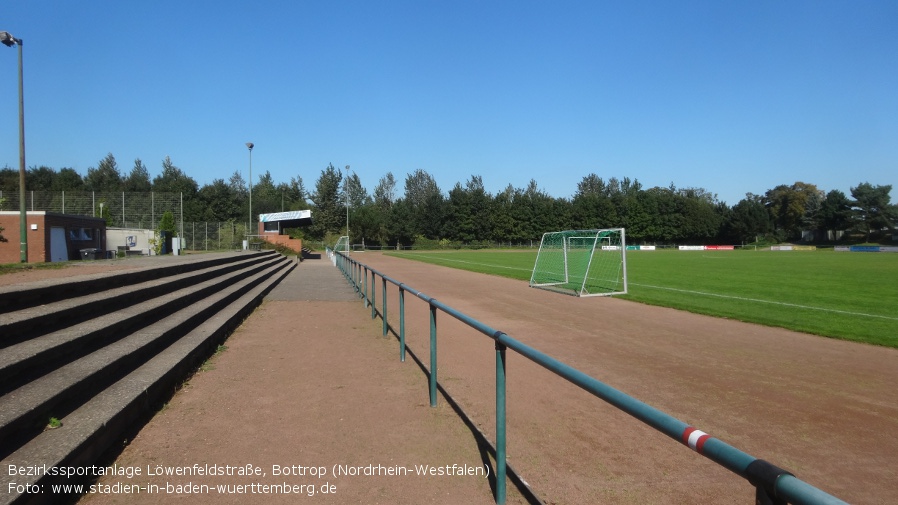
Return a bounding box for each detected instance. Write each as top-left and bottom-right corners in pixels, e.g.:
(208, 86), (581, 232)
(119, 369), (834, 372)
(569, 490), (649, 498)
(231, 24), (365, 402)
(429, 302), (437, 407)
(399, 287), (406, 362)
(382, 277), (388, 336)
(370, 270), (377, 319)
(495, 339), (508, 505)
(363, 267), (369, 308)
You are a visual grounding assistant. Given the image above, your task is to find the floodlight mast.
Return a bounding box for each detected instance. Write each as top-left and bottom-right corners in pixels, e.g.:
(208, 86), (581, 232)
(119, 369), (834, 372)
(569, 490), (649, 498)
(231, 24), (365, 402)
(1, 31), (26, 262)
(246, 142), (254, 235)
(345, 165), (350, 251)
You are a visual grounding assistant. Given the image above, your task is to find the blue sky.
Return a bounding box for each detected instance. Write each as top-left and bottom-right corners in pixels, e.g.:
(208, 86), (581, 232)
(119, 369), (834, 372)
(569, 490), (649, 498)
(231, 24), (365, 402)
(1, 0), (895, 205)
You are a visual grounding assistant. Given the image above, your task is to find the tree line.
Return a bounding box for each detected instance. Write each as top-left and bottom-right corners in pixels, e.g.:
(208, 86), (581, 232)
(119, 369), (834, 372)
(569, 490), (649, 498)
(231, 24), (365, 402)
(1, 153), (895, 246)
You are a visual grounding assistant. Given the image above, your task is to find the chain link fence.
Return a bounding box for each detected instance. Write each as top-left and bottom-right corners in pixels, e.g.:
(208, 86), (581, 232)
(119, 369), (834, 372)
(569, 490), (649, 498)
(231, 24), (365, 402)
(0, 190), (253, 251)
(0, 190), (182, 229)
(181, 221), (250, 251)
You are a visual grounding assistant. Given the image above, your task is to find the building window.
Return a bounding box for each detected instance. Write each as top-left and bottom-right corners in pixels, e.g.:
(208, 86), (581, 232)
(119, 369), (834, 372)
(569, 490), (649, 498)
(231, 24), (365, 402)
(69, 228), (93, 241)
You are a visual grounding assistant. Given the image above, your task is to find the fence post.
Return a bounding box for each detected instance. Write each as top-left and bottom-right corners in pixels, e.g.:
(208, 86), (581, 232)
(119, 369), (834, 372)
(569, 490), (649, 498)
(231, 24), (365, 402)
(370, 270), (377, 319)
(429, 302), (437, 407)
(363, 267), (369, 308)
(495, 338), (508, 505)
(399, 287), (406, 362)
(382, 277), (388, 336)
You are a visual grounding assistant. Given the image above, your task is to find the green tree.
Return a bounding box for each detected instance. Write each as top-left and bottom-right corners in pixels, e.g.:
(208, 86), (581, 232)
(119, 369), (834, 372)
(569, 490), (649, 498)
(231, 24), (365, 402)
(350, 203), (382, 246)
(52, 167), (84, 191)
(252, 170), (281, 215)
(153, 156), (198, 196)
(764, 182), (821, 241)
(373, 172), (397, 210)
(725, 194), (770, 243)
(0, 166), (17, 191)
(850, 182), (897, 241)
(386, 198), (415, 247)
(26, 166), (56, 190)
(403, 169), (444, 239)
(159, 210), (176, 233)
(520, 179), (563, 241)
(84, 153), (123, 191)
(677, 187), (723, 243)
(152, 210), (177, 255)
(197, 178), (242, 221)
(153, 156), (201, 221)
(444, 175), (491, 243)
(286, 176), (309, 210)
(491, 185), (521, 243)
(571, 175), (619, 231)
(346, 172), (370, 209)
(368, 172), (397, 245)
(818, 189), (853, 237)
(123, 158), (152, 192)
(607, 177), (646, 241)
(638, 186), (680, 243)
(309, 163), (345, 239)
(228, 170), (248, 219)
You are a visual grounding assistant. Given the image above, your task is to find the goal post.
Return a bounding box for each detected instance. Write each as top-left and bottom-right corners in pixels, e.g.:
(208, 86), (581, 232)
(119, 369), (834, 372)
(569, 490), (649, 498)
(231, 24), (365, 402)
(334, 235), (350, 253)
(530, 228), (627, 297)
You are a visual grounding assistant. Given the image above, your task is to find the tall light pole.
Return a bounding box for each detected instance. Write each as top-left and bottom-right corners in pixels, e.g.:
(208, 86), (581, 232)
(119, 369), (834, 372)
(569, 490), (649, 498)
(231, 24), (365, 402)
(245, 142), (253, 235)
(1, 31), (26, 263)
(344, 165), (350, 251)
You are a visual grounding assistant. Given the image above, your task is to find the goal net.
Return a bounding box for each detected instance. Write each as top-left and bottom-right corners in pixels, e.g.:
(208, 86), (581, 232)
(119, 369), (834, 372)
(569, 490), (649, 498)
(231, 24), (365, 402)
(529, 228), (627, 297)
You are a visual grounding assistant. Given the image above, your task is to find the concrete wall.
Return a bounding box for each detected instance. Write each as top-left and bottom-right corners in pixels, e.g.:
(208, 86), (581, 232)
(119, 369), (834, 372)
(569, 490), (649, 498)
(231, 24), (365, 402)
(259, 233), (303, 253)
(107, 227), (156, 256)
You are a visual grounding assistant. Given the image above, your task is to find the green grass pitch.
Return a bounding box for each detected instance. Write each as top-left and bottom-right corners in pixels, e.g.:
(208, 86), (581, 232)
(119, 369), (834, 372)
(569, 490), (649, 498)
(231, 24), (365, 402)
(385, 249), (898, 348)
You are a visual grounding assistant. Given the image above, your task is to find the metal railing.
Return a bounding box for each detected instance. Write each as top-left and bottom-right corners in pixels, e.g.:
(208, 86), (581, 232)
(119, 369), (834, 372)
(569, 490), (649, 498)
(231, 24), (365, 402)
(331, 250), (848, 505)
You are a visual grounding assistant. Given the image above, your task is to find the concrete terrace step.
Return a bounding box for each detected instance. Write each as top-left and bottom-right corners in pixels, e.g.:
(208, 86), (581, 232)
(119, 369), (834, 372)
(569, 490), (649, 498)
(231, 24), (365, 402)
(0, 251), (295, 505)
(0, 253), (281, 347)
(0, 254), (284, 392)
(0, 259), (290, 453)
(0, 251), (273, 313)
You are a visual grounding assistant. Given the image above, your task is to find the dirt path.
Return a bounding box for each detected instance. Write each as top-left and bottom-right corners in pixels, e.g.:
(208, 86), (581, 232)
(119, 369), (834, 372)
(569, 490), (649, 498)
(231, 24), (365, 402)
(79, 258), (527, 505)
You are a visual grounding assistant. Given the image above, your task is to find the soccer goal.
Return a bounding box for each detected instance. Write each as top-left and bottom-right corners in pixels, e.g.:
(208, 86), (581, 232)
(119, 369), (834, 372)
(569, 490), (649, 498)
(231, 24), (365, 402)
(529, 228), (627, 297)
(334, 235), (350, 253)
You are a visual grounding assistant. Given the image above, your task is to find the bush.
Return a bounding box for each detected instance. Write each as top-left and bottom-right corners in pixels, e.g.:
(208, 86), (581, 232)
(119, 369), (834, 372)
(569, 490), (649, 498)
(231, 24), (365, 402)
(411, 235), (443, 250)
(260, 240), (300, 256)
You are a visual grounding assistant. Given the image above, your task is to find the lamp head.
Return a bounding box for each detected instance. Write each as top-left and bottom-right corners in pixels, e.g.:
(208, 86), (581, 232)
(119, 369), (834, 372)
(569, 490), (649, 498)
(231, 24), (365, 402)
(245, 142), (254, 150)
(0, 32), (20, 47)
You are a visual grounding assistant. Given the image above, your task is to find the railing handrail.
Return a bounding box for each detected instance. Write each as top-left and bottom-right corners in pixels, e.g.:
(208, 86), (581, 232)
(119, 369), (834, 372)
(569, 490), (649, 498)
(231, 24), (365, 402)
(334, 251), (848, 505)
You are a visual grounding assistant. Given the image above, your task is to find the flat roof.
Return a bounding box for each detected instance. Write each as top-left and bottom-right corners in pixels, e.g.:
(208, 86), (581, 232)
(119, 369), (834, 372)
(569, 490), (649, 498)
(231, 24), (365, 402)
(259, 209), (312, 226)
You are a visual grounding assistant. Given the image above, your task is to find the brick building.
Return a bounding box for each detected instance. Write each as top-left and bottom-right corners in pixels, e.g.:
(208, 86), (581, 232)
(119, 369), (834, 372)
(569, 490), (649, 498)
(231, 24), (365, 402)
(0, 211), (106, 263)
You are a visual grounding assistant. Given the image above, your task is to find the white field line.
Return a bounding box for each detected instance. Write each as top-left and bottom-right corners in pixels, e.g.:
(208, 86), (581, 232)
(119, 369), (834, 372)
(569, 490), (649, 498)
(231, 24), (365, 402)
(394, 253), (898, 322)
(630, 283), (898, 321)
